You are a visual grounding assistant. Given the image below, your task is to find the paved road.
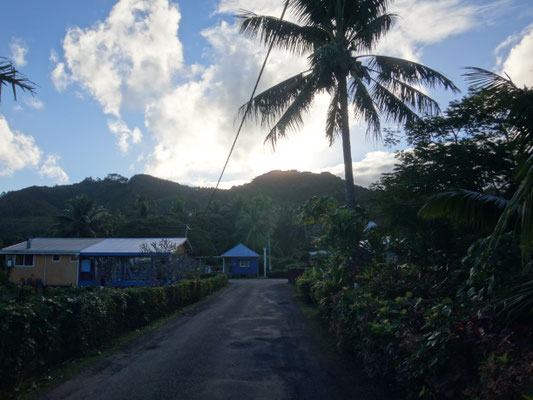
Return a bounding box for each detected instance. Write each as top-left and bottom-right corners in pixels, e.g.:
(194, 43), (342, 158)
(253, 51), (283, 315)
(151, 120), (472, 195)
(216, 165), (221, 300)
(41, 280), (388, 400)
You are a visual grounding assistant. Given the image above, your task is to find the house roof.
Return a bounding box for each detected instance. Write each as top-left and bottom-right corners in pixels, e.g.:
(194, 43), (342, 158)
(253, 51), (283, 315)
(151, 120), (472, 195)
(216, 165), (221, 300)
(0, 237), (189, 256)
(220, 243), (259, 258)
(0, 238), (104, 254)
(80, 238), (189, 256)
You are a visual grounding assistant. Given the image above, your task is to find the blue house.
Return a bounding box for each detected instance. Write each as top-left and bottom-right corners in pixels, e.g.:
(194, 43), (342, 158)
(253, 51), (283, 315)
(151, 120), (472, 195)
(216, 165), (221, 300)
(220, 243), (259, 275)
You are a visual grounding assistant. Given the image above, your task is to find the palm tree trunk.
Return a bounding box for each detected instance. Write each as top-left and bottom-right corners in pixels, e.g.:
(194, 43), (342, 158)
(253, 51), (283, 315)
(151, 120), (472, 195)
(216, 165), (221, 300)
(338, 75), (356, 210)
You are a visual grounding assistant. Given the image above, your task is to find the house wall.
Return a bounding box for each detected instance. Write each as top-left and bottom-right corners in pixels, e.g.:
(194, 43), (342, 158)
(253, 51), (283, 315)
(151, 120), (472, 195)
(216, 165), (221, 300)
(6, 254), (78, 286)
(230, 257), (259, 275)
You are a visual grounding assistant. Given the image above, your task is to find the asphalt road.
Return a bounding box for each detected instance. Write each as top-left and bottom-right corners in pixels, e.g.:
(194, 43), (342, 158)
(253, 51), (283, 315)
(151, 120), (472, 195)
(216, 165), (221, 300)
(40, 279), (390, 400)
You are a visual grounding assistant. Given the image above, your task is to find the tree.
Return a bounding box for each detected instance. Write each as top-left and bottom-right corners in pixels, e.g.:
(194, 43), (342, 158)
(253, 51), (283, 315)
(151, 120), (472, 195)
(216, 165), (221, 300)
(238, 0), (458, 209)
(54, 195), (109, 237)
(0, 58), (35, 101)
(235, 195), (276, 251)
(373, 90), (517, 265)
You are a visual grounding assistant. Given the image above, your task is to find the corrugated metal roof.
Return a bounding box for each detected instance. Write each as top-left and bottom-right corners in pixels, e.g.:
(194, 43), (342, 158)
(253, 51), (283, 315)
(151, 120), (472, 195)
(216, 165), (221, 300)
(220, 243), (259, 258)
(80, 238), (188, 256)
(0, 237), (189, 256)
(0, 238), (104, 254)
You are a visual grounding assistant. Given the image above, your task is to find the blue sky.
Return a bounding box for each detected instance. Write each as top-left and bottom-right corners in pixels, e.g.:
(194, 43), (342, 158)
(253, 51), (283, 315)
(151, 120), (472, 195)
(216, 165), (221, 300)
(1, 0), (532, 193)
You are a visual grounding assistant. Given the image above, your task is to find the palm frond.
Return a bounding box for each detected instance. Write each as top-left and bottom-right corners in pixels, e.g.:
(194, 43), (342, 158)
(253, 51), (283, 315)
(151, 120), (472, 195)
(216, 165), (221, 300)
(349, 13), (395, 51)
(349, 72), (381, 140)
(325, 85), (342, 145)
(361, 55), (460, 93)
(0, 58), (36, 101)
(419, 189), (512, 231)
(264, 72), (320, 148)
(237, 12), (327, 56)
(464, 67), (533, 144)
(238, 71), (311, 128)
(501, 275), (533, 317)
(464, 67), (517, 92)
(491, 153), (533, 262)
(377, 75), (441, 116)
(370, 79), (421, 127)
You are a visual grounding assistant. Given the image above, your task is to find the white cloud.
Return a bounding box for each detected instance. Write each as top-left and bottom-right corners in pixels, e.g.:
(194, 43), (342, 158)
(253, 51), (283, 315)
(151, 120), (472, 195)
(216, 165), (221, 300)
(315, 151), (399, 187)
(24, 97), (44, 110)
(0, 115), (69, 183)
(39, 155), (69, 183)
(0, 115), (41, 175)
(378, 0), (506, 60)
(495, 23), (533, 87)
(49, 49), (59, 63)
(107, 118), (143, 152)
(51, 62), (70, 92)
(52, 0), (184, 151)
(9, 38), (28, 67)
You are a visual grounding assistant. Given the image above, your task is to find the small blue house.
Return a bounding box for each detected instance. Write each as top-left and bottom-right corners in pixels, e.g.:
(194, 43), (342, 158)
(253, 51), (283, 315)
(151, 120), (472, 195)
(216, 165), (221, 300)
(220, 243), (259, 275)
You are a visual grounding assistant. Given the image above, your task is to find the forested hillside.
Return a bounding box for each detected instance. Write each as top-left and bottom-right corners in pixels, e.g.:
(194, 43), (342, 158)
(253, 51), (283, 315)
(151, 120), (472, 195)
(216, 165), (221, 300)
(0, 170), (373, 260)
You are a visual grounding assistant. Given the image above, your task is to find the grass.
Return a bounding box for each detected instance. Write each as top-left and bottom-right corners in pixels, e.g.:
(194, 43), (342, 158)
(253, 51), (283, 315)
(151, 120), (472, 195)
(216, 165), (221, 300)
(1, 283), (231, 400)
(286, 283), (400, 400)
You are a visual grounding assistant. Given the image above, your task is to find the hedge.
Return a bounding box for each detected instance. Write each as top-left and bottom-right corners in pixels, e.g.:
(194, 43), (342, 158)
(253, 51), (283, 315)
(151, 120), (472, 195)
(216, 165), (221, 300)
(296, 273), (533, 399)
(0, 274), (228, 390)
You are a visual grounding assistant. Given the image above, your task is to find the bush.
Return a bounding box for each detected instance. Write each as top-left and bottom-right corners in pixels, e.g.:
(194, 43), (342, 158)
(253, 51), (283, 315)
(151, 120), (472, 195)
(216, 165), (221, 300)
(267, 270), (288, 279)
(0, 275), (228, 390)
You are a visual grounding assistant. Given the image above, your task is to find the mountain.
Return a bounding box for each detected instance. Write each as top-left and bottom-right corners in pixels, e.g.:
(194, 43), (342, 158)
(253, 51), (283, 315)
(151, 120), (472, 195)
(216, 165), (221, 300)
(0, 170), (373, 247)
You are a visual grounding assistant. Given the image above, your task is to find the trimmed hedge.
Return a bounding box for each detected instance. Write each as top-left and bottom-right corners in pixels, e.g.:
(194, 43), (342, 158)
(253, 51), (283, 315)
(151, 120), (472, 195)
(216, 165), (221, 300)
(0, 275), (228, 390)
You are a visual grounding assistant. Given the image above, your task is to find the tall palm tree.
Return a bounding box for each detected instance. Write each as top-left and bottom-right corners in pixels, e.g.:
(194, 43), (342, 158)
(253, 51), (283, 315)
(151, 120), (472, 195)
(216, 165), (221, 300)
(238, 0), (459, 209)
(55, 195), (109, 238)
(0, 58), (35, 101)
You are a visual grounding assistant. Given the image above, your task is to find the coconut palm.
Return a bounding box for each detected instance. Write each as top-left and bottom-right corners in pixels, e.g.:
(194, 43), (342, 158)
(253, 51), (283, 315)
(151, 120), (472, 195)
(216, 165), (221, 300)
(0, 58), (35, 101)
(55, 195), (109, 238)
(237, 0), (459, 209)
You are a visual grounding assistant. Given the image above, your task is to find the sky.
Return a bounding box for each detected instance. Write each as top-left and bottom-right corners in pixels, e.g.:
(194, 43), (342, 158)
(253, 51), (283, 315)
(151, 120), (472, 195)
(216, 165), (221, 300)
(1, 0), (532, 193)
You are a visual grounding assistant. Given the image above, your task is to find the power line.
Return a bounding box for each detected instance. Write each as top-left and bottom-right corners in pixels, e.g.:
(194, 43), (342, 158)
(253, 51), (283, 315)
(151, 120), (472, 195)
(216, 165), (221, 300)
(205, 0), (290, 212)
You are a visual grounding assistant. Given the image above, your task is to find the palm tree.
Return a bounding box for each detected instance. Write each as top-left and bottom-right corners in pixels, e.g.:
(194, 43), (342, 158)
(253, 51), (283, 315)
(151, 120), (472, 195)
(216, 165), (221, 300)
(0, 58), (35, 101)
(237, 0), (459, 209)
(55, 195), (109, 238)
(235, 195), (276, 251)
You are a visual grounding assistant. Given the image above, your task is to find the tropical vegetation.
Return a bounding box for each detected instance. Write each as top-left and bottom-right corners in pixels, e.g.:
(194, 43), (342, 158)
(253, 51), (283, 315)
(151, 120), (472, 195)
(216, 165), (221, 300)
(238, 0), (458, 209)
(296, 70), (533, 399)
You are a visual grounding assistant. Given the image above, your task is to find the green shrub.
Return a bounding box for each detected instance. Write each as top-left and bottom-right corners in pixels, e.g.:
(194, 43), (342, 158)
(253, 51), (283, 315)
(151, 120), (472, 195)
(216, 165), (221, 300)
(0, 275), (228, 391)
(267, 270), (288, 279)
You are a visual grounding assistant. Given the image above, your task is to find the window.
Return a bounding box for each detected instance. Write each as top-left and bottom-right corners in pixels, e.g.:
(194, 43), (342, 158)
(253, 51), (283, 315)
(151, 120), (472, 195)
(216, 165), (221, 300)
(15, 254), (34, 267)
(70, 255), (78, 262)
(240, 259), (249, 268)
(52, 255), (61, 262)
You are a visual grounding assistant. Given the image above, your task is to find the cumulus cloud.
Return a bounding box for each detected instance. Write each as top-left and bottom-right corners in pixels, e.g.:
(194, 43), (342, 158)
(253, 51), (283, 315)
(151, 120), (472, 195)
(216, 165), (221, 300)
(24, 97), (44, 110)
(52, 0), (183, 151)
(0, 115), (69, 183)
(315, 151), (399, 187)
(495, 23), (533, 87)
(39, 155), (69, 183)
(9, 38), (28, 67)
(0, 115), (41, 175)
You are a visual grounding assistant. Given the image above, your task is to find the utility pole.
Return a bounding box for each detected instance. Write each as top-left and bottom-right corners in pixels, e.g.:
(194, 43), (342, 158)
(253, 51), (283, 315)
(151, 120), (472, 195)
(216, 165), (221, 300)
(263, 247), (267, 278)
(268, 232), (272, 271)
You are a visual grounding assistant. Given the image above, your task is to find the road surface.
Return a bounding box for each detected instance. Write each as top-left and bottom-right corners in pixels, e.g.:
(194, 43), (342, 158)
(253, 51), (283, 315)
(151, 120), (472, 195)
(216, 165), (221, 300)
(40, 279), (390, 400)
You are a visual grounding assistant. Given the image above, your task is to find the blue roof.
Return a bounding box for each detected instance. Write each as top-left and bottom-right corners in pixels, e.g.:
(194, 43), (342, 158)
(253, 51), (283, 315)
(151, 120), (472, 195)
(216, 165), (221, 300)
(220, 243), (259, 258)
